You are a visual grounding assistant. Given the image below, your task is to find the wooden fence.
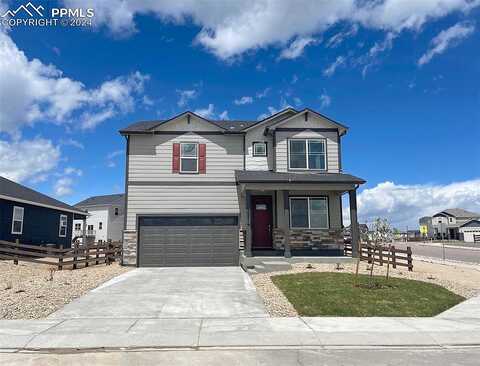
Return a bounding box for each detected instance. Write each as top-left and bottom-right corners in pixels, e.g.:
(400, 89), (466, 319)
(0, 239), (122, 270)
(344, 243), (413, 271)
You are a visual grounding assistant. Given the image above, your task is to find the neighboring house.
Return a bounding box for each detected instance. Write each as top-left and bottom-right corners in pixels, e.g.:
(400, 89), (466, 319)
(73, 194), (125, 243)
(0, 176), (87, 247)
(119, 108), (366, 267)
(459, 220), (480, 243)
(429, 209), (480, 240)
(419, 216), (434, 238)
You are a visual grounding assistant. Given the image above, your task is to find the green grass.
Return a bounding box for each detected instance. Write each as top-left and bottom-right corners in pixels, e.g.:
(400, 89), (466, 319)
(271, 272), (465, 317)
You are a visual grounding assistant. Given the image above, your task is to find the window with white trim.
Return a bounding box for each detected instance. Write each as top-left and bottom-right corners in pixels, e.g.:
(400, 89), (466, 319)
(180, 142), (198, 173)
(288, 139), (326, 170)
(290, 197), (329, 229)
(253, 142), (267, 157)
(74, 223), (81, 231)
(114, 207), (119, 216)
(11, 206), (24, 234)
(59, 215), (67, 237)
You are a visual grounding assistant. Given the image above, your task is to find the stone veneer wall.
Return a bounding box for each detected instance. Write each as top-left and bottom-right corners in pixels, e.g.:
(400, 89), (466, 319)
(273, 228), (344, 251)
(122, 230), (137, 265)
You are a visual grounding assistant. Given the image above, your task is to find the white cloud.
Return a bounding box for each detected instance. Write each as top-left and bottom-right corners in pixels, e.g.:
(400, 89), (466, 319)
(63, 167), (83, 176)
(59, 138), (84, 149)
(194, 103), (215, 119)
(106, 149), (124, 168)
(0, 31), (149, 134)
(54, 177), (74, 197)
(319, 93), (331, 109)
(348, 179), (480, 228)
(234, 96), (253, 105)
(293, 97), (303, 107)
(0, 137), (60, 182)
(256, 87), (271, 99)
(176, 89), (198, 107)
(218, 110), (229, 120)
(418, 22), (475, 66)
(326, 24), (358, 48)
(357, 32), (397, 77)
(279, 37), (317, 60)
(323, 55), (346, 77)
(64, 0), (479, 60)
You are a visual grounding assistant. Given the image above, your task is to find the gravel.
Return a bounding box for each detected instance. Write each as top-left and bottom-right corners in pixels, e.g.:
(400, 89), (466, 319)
(0, 260), (131, 319)
(251, 260), (480, 317)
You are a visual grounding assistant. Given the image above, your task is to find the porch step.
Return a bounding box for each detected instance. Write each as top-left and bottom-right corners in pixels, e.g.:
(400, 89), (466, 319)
(254, 261), (292, 273)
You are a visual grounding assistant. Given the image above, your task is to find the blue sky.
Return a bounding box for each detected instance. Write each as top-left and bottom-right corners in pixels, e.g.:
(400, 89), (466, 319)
(0, 0), (479, 227)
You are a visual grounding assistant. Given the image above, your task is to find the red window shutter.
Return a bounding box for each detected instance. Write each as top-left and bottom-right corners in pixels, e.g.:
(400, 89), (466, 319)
(199, 143), (206, 174)
(172, 143), (180, 173)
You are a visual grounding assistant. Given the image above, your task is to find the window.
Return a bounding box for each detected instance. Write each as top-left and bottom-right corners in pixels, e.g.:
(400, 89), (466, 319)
(74, 223), (81, 231)
(114, 207), (119, 216)
(288, 139), (326, 170)
(180, 143), (198, 173)
(289, 197), (329, 229)
(11, 206), (24, 234)
(99, 222), (103, 230)
(87, 225), (94, 231)
(253, 142), (267, 157)
(59, 215), (67, 237)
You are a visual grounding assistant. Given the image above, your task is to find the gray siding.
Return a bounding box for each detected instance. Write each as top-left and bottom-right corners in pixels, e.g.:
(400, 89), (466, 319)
(129, 133), (244, 182)
(126, 185), (239, 230)
(275, 130), (339, 173)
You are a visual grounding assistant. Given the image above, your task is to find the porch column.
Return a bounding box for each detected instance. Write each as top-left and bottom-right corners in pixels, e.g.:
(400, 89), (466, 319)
(349, 189), (359, 258)
(283, 190), (292, 258)
(82, 217), (87, 246)
(244, 189), (253, 257)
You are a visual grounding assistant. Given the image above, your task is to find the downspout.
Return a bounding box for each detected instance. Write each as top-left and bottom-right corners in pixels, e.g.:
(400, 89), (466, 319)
(242, 133), (246, 170)
(272, 129), (276, 172)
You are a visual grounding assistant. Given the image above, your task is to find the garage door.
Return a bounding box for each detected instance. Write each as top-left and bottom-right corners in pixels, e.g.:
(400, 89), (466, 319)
(138, 216), (239, 267)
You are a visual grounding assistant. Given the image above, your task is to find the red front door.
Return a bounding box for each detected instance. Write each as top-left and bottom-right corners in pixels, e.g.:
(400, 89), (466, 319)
(251, 196), (273, 249)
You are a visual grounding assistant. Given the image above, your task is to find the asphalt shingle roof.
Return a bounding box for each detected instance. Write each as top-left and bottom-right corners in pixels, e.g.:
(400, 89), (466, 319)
(119, 119), (258, 134)
(235, 170), (366, 184)
(0, 176), (87, 215)
(440, 208), (480, 218)
(75, 194), (125, 207)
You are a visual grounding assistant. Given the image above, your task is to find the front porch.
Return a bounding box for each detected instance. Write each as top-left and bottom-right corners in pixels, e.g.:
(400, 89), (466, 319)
(236, 170), (365, 260)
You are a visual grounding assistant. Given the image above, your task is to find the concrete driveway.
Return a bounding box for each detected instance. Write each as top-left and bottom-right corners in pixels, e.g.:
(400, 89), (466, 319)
(49, 267), (268, 319)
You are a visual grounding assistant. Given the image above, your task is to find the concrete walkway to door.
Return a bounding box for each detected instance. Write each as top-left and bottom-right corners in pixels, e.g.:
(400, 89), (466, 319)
(49, 267), (269, 319)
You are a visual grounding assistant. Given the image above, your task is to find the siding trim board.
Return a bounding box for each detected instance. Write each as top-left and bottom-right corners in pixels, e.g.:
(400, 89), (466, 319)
(129, 181), (237, 186)
(275, 128), (339, 133)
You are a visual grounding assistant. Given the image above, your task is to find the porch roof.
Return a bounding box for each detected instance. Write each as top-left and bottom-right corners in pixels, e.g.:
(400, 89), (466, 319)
(235, 170), (366, 185)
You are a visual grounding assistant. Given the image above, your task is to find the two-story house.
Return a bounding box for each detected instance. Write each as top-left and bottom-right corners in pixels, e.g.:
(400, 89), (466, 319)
(119, 108), (365, 267)
(73, 194), (125, 243)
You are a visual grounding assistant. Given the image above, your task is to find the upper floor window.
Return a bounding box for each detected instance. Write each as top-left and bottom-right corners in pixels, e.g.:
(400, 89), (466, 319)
(11, 206), (24, 234)
(59, 215), (67, 237)
(288, 139), (326, 170)
(114, 207), (119, 216)
(180, 142), (198, 173)
(99, 222), (103, 230)
(75, 223), (81, 231)
(253, 142), (267, 157)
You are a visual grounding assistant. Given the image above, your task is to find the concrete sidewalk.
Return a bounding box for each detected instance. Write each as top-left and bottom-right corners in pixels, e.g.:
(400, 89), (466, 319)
(2, 314), (480, 351)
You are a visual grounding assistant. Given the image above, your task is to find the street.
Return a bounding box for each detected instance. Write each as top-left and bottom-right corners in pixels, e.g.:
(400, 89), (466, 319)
(1, 347), (480, 365)
(395, 241), (480, 264)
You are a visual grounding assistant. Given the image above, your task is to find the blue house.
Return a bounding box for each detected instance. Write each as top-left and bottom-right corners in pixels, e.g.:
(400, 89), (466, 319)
(0, 176), (87, 248)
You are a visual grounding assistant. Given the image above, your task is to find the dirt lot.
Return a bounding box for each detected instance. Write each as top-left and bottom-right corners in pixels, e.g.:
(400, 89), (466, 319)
(0, 260), (131, 319)
(252, 259), (480, 317)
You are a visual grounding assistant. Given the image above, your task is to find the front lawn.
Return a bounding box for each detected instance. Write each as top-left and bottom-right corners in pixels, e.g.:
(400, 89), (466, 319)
(271, 272), (464, 317)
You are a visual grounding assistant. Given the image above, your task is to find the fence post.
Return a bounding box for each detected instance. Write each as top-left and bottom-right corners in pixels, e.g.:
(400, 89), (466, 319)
(14, 239), (19, 265)
(378, 244), (383, 266)
(58, 245), (64, 270)
(73, 242), (78, 270)
(407, 246), (413, 272)
(107, 239), (112, 265)
(391, 245), (397, 269)
(96, 240), (100, 265)
(85, 243), (89, 268)
(367, 245), (372, 265)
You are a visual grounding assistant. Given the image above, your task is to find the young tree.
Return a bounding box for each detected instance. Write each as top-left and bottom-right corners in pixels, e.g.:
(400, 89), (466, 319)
(369, 218), (394, 283)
